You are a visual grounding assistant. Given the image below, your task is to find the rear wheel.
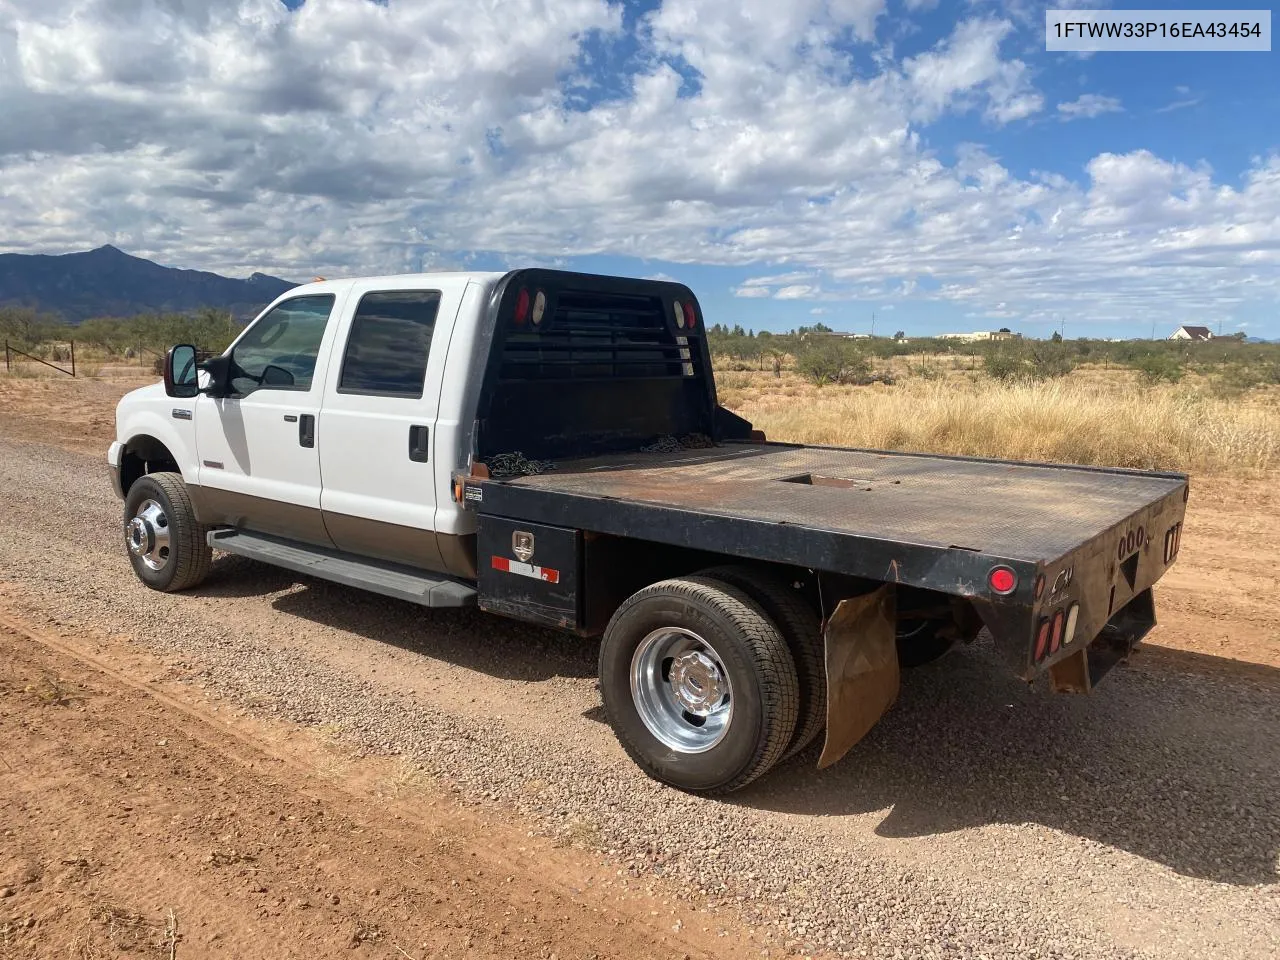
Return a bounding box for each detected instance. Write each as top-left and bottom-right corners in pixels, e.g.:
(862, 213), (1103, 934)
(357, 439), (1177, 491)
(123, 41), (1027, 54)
(599, 575), (799, 793)
(699, 565), (825, 760)
(895, 618), (957, 668)
(123, 472), (212, 592)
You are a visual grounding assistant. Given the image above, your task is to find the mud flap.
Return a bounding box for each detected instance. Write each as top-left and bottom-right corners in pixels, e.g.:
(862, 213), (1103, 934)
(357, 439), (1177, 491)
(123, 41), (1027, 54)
(817, 585), (899, 770)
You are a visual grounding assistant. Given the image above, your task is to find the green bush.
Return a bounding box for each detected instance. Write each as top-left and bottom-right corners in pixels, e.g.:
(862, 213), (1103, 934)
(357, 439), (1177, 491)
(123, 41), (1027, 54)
(796, 339), (871, 386)
(1131, 353), (1184, 385)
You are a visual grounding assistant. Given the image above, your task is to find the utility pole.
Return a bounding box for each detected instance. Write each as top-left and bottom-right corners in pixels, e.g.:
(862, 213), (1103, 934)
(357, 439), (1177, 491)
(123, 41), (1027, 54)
(871, 311), (876, 338)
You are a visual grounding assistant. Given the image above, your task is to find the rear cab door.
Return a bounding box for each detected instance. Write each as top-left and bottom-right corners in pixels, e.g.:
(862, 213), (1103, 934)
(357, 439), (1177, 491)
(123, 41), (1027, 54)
(316, 276), (471, 572)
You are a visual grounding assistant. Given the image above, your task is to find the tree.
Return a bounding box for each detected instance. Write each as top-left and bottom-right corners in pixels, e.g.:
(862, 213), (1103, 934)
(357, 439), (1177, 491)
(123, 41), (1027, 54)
(1051, 331), (1063, 343)
(893, 330), (906, 340)
(998, 327), (1012, 333)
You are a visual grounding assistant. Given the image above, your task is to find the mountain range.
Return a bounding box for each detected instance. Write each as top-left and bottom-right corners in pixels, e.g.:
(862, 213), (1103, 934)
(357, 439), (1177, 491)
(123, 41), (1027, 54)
(0, 245), (296, 322)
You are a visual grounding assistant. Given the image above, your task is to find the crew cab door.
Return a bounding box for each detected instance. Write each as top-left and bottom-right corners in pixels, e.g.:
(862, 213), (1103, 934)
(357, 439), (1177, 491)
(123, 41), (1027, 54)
(194, 292), (344, 546)
(316, 279), (467, 572)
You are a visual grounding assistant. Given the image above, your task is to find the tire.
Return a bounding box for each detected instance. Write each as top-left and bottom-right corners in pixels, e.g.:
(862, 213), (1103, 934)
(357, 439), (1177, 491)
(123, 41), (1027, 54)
(123, 472), (212, 592)
(599, 575), (800, 793)
(698, 565), (825, 760)
(895, 619), (956, 668)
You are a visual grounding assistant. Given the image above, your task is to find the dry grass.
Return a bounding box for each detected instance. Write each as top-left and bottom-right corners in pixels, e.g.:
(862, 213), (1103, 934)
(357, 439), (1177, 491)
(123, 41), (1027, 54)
(720, 371), (1280, 475)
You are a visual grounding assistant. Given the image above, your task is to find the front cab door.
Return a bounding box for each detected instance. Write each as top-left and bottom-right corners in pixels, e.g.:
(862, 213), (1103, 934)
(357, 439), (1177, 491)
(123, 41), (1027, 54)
(194, 292), (344, 546)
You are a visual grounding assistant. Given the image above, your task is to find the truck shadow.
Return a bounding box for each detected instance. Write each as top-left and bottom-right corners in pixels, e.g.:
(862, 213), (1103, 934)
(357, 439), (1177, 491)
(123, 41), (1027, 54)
(731, 638), (1280, 887)
(193, 554), (597, 683)
(195, 557), (1277, 886)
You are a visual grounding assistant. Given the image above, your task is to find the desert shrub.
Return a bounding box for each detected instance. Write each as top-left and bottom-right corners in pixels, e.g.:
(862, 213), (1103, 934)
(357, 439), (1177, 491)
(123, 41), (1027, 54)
(1028, 344), (1075, 379)
(796, 340), (871, 386)
(983, 346), (1028, 381)
(1131, 353), (1184, 385)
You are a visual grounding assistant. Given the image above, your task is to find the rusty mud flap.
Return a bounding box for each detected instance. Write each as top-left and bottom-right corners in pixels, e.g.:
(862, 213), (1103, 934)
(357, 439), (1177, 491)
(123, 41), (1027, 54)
(818, 584), (899, 769)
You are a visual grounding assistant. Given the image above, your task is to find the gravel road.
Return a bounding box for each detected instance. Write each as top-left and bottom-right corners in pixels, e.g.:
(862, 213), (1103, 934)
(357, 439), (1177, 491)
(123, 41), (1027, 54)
(2, 434), (1277, 959)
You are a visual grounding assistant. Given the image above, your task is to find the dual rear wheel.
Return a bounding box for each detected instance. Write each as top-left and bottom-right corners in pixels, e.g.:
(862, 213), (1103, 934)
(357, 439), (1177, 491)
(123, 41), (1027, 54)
(599, 570), (821, 794)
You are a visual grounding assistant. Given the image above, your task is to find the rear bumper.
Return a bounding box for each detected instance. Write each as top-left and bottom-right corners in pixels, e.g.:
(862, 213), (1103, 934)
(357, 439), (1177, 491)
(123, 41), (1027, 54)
(107, 441), (124, 500)
(1047, 588), (1155, 693)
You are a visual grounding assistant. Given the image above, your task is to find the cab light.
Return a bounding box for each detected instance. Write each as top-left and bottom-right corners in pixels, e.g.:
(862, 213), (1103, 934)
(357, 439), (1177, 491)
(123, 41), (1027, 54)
(513, 288), (530, 325)
(531, 290), (547, 326)
(683, 301), (697, 330)
(672, 300), (686, 329)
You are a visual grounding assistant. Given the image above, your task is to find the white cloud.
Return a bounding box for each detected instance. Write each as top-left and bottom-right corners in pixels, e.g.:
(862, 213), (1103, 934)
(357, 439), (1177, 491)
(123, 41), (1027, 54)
(0, 0), (1275, 330)
(904, 18), (1043, 125)
(1057, 93), (1122, 120)
(775, 284), (821, 299)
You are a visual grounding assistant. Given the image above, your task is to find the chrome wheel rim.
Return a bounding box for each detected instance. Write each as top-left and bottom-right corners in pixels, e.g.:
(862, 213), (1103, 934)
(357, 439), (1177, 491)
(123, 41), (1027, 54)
(126, 499), (171, 571)
(630, 627), (733, 753)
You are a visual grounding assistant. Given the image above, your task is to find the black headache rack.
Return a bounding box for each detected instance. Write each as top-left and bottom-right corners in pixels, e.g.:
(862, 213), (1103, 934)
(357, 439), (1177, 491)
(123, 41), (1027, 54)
(462, 441), (1189, 686)
(470, 270), (741, 465)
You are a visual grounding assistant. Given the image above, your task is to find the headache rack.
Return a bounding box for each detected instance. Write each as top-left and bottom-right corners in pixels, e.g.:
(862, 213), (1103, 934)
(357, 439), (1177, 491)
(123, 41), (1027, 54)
(497, 289), (700, 384)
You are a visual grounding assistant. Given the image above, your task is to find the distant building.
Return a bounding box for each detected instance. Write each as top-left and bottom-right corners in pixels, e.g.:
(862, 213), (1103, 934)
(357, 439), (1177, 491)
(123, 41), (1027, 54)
(938, 330), (1022, 343)
(1168, 325), (1213, 342)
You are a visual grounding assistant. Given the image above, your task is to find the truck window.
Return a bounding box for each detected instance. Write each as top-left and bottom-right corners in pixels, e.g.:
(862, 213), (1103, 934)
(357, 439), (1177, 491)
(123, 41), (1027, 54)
(338, 290), (441, 398)
(228, 294), (335, 396)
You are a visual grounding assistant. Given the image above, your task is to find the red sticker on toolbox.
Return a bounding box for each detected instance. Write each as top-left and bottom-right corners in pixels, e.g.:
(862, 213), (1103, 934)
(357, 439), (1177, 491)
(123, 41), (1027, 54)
(491, 556), (560, 584)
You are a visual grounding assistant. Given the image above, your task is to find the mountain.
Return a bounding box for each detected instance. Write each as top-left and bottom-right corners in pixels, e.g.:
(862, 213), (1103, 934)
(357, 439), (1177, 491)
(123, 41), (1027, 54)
(0, 245), (297, 322)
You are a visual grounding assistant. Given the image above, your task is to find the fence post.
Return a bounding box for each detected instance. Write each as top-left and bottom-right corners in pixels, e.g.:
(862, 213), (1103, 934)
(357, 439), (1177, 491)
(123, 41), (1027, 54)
(70, 340), (76, 378)
(4, 340), (8, 373)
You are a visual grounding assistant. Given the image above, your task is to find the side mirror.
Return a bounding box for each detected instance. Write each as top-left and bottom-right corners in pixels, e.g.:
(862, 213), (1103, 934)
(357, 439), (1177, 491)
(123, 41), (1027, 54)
(164, 344), (200, 398)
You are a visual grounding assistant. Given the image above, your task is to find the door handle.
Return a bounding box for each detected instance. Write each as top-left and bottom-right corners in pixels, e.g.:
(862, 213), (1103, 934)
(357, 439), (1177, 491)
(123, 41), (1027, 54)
(298, 414), (315, 448)
(408, 424), (429, 462)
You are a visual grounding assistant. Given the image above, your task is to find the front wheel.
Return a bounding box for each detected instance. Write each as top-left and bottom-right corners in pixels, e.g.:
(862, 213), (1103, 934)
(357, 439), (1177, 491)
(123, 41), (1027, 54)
(599, 575), (799, 793)
(123, 472), (212, 592)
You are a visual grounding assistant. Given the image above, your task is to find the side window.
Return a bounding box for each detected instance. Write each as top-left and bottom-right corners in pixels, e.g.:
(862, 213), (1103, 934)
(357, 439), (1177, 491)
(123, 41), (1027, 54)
(229, 295), (335, 396)
(338, 290), (441, 398)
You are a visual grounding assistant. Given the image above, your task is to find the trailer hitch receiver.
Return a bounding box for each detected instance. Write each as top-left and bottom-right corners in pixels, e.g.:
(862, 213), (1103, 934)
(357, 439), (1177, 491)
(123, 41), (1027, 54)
(817, 584), (899, 769)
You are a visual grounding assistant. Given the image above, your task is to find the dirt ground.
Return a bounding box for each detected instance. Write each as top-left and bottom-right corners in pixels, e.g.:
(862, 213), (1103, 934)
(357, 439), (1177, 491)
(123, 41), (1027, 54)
(0, 600), (774, 960)
(0, 375), (1277, 959)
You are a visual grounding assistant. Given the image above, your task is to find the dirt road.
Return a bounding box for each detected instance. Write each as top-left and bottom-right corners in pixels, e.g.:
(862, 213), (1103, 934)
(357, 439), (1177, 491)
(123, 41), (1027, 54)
(0, 381), (1277, 958)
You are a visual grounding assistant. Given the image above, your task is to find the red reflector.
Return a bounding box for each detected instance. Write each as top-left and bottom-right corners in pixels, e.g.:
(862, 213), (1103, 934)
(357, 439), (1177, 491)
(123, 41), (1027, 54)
(1049, 610), (1065, 654)
(988, 566), (1017, 595)
(683, 301), (697, 329)
(513, 288), (530, 325)
(1034, 618), (1051, 660)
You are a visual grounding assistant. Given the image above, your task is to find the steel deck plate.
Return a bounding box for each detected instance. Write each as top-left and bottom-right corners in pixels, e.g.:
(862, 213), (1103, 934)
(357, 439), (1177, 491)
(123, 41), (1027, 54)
(496, 443), (1186, 563)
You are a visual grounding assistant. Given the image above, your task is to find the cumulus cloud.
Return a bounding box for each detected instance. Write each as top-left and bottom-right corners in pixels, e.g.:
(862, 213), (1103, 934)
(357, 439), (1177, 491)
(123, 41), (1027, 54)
(1057, 93), (1123, 120)
(0, 0), (1275, 328)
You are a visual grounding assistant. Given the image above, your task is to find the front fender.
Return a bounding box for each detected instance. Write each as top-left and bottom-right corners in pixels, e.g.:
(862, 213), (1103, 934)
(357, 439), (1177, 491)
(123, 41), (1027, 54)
(118, 408), (199, 486)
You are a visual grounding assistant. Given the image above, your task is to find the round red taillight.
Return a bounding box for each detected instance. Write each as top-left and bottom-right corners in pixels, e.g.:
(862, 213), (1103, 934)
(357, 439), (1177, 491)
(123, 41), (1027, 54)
(513, 288), (530, 325)
(683, 301), (697, 329)
(988, 566), (1017, 595)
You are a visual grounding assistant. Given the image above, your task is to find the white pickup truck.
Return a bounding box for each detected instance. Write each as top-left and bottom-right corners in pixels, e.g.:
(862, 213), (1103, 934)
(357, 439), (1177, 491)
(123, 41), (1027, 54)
(110, 269), (1188, 793)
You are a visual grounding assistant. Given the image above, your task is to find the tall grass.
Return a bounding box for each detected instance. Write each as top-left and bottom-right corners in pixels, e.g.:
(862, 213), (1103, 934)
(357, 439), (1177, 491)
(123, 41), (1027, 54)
(723, 376), (1280, 475)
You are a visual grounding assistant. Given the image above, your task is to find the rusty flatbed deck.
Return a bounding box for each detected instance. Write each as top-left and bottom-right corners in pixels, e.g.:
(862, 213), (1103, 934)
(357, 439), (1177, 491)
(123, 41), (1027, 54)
(474, 443), (1187, 582)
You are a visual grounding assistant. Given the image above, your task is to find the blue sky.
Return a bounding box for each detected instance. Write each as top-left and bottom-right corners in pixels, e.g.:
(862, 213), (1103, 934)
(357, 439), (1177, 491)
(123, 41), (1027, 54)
(1, 0), (1277, 337)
